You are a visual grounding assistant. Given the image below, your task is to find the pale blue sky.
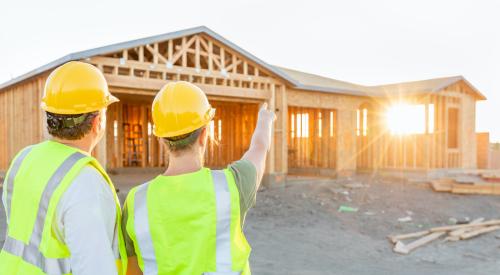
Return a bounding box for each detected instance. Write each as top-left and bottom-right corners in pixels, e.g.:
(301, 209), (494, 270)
(1, 0), (499, 141)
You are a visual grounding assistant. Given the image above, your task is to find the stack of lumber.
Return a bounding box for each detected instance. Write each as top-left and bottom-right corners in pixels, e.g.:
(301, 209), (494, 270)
(389, 218), (500, 254)
(480, 171), (500, 183)
(429, 177), (500, 195)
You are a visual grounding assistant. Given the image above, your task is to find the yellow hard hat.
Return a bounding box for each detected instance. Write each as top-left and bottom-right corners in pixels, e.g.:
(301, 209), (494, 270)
(152, 81), (215, 138)
(41, 61), (119, 114)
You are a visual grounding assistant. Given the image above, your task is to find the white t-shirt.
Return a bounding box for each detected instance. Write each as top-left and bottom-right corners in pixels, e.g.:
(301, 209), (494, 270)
(54, 166), (119, 275)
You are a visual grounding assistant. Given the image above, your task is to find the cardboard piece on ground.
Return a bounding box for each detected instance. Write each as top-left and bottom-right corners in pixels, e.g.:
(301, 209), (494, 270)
(393, 232), (445, 255)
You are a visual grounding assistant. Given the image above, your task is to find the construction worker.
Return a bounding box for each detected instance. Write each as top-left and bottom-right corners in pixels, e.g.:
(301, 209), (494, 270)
(0, 61), (127, 274)
(122, 81), (275, 275)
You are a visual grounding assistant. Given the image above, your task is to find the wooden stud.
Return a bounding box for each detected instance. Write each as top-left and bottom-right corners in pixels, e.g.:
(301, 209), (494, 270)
(153, 43), (159, 64)
(208, 40), (213, 71)
(138, 46), (144, 63)
(393, 232), (445, 255)
(168, 40), (173, 62)
(195, 36), (200, 69)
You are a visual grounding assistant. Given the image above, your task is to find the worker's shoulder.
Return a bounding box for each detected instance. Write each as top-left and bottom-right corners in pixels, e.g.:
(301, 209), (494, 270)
(227, 159), (257, 180)
(68, 165), (111, 196)
(124, 180), (149, 202)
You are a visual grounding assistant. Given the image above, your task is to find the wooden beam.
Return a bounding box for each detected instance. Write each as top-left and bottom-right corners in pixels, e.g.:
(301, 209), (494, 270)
(195, 36), (200, 69)
(107, 75), (271, 100)
(122, 49), (128, 60)
(168, 40), (173, 62)
(231, 55), (237, 73)
(220, 48), (225, 69)
(199, 36), (209, 52)
(89, 56), (278, 84)
(182, 37), (187, 67)
(388, 230), (431, 244)
(138, 46), (144, 63)
(141, 105), (148, 167)
(460, 225), (500, 240)
(171, 36), (197, 65)
(430, 219), (500, 232)
(153, 43), (159, 64)
(117, 102), (123, 168)
(226, 59), (242, 73)
(243, 61), (248, 75)
(145, 44), (168, 64)
(208, 40), (213, 71)
(445, 218), (485, 241)
(393, 232), (445, 254)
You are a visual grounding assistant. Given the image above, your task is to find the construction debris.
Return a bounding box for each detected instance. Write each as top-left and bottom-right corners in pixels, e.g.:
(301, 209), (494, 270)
(429, 176), (500, 195)
(338, 205), (358, 213)
(397, 216), (412, 223)
(389, 218), (500, 254)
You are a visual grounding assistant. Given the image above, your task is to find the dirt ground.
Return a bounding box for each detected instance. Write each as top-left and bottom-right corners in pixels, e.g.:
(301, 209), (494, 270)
(1, 173), (500, 275)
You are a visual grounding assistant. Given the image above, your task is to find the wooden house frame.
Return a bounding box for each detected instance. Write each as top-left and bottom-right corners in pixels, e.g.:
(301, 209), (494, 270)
(0, 26), (486, 185)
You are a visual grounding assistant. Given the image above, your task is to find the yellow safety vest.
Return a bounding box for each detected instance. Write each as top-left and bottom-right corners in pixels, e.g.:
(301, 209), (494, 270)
(0, 140), (128, 274)
(124, 168), (251, 275)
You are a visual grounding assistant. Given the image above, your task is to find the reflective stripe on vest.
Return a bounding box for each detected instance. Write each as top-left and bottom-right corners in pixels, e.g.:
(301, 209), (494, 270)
(3, 151), (86, 275)
(133, 170), (241, 275)
(5, 146), (33, 223)
(133, 182), (158, 275)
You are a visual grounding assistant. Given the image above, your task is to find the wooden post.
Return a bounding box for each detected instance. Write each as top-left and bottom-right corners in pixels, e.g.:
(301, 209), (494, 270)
(141, 105), (148, 167)
(138, 46), (144, 63)
(168, 40), (173, 62)
(117, 102), (124, 168)
(153, 43), (159, 64)
(182, 37), (187, 67)
(208, 40), (213, 71)
(195, 36), (200, 70)
(281, 85), (288, 174)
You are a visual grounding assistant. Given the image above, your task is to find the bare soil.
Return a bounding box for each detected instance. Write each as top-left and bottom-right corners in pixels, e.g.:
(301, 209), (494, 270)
(1, 173), (500, 275)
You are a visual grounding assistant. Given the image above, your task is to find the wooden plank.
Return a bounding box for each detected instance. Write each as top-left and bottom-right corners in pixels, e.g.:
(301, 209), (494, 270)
(393, 232), (445, 254)
(429, 179), (453, 192)
(460, 225), (500, 240)
(430, 220), (500, 232)
(106, 75), (271, 99)
(388, 230), (430, 244)
(446, 218), (485, 241)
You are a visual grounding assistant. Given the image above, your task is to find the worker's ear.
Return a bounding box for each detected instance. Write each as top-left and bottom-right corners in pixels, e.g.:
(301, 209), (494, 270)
(199, 127), (208, 146)
(92, 110), (106, 134)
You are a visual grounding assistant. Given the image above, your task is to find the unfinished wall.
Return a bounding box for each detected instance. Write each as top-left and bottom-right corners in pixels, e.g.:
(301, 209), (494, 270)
(460, 88), (477, 168)
(0, 75), (48, 172)
(286, 88), (364, 175)
(476, 132), (489, 169)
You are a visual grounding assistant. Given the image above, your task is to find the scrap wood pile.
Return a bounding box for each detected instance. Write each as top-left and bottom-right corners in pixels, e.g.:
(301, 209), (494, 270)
(429, 171), (500, 195)
(388, 218), (500, 254)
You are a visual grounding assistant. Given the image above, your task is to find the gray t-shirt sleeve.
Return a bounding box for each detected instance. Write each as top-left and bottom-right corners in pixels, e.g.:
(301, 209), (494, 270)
(55, 166), (118, 275)
(228, 159), (258, 221)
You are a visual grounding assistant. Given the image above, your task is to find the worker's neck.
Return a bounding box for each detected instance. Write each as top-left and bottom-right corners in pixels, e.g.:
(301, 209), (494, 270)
(51, 136), (94, 155)
(164, 150), (203, 176)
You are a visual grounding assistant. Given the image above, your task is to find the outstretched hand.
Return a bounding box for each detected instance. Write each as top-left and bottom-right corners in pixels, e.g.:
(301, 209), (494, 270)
(258, 102), (277, 123)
